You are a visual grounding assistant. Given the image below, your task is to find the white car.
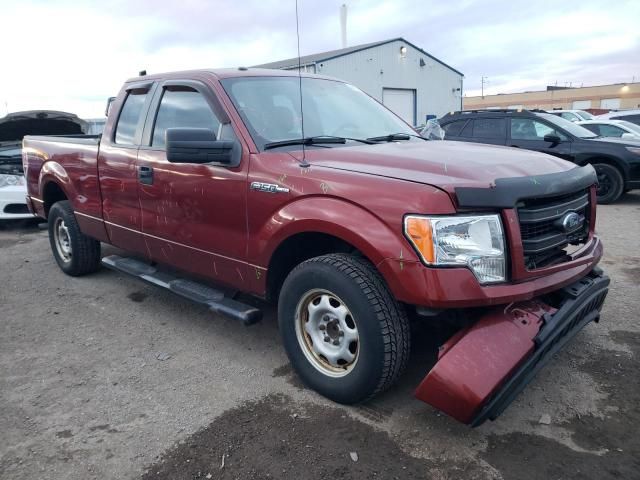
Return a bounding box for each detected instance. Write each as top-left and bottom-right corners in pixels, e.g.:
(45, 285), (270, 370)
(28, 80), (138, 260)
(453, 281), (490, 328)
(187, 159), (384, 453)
(0, 111), (87, 220)
(596, 109), (640, 126)
(577, 119), (640, 141)
(547, 110), (595, 122)
(0, 144), (33, 220)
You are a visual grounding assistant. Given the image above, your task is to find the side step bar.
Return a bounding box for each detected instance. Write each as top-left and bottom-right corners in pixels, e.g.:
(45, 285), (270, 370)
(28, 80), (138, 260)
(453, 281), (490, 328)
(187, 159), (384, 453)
(101, 255), (262, 325)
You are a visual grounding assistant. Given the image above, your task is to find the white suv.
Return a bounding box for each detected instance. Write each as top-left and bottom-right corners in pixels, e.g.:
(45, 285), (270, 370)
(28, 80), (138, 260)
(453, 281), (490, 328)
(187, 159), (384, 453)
(547, 110), (595, 122)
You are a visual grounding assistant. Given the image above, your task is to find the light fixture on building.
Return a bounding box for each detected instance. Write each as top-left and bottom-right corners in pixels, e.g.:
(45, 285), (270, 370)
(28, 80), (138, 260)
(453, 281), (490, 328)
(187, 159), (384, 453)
(621, 85), (630, 92)
(400, 45), (407, 57)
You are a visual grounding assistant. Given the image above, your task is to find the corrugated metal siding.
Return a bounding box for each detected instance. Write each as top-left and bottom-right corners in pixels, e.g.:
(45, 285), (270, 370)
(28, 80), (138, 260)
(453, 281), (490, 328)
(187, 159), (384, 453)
(316, 40), (462, 122)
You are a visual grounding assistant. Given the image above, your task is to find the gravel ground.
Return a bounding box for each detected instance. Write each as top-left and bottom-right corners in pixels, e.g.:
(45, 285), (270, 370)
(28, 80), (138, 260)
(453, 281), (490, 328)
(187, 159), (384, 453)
(1, 192), (639, 480)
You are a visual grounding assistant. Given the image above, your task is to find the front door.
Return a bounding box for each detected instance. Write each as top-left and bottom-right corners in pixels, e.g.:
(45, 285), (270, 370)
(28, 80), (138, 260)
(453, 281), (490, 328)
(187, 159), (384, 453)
(136, 80), (249, 288)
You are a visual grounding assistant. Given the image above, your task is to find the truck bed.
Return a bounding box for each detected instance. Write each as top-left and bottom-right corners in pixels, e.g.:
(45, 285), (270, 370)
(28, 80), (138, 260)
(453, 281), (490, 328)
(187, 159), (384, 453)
(23, 134), (103, 222)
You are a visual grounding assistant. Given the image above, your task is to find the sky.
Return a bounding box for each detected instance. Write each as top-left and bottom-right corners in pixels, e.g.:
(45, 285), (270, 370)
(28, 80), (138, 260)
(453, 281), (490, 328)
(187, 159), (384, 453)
(1, 0), (639, 117)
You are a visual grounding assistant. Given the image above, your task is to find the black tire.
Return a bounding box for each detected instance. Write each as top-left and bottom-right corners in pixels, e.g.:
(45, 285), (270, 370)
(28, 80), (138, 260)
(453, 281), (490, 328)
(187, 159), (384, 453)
(593, 163), (624, 204)
(278, 253), (410, 404)
(48, 200), (101, 276)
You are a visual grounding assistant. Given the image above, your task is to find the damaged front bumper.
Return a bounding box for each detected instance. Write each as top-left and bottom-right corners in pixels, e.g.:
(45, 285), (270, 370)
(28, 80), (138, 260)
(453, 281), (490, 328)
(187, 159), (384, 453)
(415, 267), (610, 426)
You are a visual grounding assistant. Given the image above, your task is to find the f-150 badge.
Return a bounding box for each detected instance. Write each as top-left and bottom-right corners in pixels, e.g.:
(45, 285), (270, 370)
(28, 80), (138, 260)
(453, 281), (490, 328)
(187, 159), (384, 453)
(250, 182), (290, 194)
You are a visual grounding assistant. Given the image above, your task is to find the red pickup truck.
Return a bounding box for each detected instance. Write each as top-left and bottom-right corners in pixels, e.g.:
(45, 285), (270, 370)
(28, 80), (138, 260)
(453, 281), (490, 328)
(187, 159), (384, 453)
(23, 69), (609, 426)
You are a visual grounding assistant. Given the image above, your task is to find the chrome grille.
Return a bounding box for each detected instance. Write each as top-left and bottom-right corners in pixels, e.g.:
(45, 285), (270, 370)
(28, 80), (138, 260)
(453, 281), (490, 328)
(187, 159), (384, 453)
(517, 189), (590, 269)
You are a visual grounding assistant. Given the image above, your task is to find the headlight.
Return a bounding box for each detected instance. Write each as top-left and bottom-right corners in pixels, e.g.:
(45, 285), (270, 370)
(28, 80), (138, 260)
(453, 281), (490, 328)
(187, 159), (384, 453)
(0, 174), (26, 188)
(404, 214), (506, 284)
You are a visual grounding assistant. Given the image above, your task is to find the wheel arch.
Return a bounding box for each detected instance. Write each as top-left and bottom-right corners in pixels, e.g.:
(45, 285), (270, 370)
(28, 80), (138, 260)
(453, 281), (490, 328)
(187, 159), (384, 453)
(41, 180), (69, 218)
(266, 231), (365, 302)
(579, 155), (628, 182)
(259, 197), (418, 302)
(39, 161), (74, 218)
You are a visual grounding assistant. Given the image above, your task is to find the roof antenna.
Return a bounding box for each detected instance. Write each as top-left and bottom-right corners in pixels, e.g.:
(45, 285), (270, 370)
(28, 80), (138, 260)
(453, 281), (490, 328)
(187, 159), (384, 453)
(295, 0), (309, 167)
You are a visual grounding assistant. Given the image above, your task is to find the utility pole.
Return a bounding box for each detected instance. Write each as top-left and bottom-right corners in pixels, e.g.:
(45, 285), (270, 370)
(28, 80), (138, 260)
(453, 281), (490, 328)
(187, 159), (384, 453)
(481, 76), (488, 99)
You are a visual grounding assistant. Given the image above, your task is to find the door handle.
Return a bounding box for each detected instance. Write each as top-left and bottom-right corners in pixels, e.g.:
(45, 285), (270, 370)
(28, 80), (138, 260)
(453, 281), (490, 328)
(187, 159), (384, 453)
(138, 165), (153, 185)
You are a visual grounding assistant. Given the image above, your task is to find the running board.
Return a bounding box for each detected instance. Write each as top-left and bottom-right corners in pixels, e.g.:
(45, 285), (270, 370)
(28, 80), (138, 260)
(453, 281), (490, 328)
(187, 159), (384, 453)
(101, 255), (262, 325)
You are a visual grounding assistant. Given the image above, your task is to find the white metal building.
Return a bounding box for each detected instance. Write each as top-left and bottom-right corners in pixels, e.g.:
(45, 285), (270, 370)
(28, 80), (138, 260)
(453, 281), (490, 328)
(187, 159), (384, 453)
(255, 38), (464, 125)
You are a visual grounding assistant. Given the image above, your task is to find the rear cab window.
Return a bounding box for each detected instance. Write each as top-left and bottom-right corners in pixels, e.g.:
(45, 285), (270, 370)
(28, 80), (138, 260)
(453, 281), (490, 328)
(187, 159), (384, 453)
(114, 89), (149, 145)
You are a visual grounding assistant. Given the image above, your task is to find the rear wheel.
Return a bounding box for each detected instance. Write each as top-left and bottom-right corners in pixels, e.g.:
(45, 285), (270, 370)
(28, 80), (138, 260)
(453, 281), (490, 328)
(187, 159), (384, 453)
(278, 253), (410, 404)
(48, 201), (101, 276)
(593, 163), (624, 204)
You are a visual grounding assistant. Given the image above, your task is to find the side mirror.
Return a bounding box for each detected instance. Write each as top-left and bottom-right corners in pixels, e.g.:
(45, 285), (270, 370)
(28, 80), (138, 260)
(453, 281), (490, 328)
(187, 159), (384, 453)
(621, 132), (637, 140)
(543, 133), (561, 145)
(165, 128), (239, 166)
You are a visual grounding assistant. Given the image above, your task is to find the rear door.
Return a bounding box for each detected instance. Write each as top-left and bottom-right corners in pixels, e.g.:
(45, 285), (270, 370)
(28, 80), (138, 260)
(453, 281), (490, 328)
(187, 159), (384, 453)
(98, 81), (156, 254)
(508, 117), (574, 162)
(136, 79), (250, 286)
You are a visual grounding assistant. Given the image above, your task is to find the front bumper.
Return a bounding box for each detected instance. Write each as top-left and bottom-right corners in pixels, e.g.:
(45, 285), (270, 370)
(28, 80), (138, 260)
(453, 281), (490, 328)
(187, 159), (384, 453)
(380, 235), (603, 309)
(0, 185), (36, 220)
(414, 267), (609, 426)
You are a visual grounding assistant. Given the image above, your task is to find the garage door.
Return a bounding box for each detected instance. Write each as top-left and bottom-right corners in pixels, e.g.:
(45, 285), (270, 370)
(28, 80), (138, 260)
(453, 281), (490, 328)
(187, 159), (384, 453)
(382, 88), (416, 125)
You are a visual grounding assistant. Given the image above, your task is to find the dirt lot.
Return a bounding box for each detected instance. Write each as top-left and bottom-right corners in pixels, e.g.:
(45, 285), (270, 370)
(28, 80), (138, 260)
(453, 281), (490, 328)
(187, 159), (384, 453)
(1, 193), (639, 480)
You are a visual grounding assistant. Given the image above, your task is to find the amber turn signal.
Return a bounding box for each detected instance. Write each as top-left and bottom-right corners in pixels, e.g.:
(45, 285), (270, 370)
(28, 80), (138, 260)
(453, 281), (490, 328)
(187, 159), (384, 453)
(405, 217), (435, 263)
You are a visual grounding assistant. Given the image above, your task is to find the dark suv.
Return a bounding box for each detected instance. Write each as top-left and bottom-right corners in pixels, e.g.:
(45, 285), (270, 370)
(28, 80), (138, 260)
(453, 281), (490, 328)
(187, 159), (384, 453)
(440, 109), (640, 203)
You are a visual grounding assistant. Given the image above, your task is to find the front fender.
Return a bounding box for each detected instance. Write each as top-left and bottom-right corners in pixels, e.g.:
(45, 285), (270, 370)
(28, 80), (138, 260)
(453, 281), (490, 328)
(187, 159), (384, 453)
(252, 196), (419, 268)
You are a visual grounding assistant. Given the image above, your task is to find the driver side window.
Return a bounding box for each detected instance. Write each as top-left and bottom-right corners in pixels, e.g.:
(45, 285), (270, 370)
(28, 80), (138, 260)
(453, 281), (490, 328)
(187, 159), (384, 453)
(152, 88), (221, 148)
(510, 118), (566, 141)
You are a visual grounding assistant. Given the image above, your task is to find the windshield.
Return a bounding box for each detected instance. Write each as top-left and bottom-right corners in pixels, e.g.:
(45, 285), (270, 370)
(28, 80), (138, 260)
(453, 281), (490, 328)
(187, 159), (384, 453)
(536, 112), (598, 138)
(221, 76), (414, 150)
(575, 111), (595, 120)
(618, 120), (640, 134)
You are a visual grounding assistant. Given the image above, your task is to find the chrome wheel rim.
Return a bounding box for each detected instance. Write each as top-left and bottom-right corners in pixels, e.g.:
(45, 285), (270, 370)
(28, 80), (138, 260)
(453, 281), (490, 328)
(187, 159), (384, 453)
(295, 289), (359, 377)
(53, 217), (72, 262)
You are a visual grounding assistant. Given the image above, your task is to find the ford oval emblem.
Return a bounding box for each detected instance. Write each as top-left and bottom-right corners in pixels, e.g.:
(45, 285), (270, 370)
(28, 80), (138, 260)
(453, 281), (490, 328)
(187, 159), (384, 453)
(561, 212), (583, 232)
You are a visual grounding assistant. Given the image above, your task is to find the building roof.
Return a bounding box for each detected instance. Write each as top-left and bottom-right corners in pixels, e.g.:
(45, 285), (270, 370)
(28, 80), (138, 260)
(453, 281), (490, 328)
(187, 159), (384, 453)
(253, 37), (464, 76)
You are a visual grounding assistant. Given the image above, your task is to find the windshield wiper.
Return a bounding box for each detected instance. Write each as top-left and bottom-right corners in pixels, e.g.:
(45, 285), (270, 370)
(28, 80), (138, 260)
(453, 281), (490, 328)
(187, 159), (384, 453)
(367, 132), (428, 142)
(263, 136), (376, 150)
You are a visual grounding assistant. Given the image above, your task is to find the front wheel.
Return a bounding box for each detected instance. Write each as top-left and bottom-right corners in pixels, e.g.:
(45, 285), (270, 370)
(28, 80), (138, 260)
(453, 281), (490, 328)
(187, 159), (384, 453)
(593, 163), (624, 204)
(278, 254), (410, 404)
(48, 200), (101, 276)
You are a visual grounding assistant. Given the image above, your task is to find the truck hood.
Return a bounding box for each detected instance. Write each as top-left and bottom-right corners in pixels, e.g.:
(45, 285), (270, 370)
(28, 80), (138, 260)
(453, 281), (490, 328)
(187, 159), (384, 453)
(303, 140), (574, 192)
(0, 110), (87, 145)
